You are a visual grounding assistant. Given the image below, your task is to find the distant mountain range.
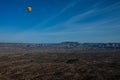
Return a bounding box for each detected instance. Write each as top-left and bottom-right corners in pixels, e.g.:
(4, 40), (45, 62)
(0, 42), (120, 50)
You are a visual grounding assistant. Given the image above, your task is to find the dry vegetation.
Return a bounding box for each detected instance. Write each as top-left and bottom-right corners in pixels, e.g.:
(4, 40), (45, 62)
(0, 47), (120, 80)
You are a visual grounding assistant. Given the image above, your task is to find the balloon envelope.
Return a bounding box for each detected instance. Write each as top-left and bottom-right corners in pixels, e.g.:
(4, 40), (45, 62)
(27, 7), (32, 12)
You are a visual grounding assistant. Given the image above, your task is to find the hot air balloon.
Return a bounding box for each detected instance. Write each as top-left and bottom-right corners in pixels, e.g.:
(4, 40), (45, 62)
(27, 6), (32, 12)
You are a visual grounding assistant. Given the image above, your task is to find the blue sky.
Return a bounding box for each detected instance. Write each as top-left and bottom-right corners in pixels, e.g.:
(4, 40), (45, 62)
(0, 0), (120, 43)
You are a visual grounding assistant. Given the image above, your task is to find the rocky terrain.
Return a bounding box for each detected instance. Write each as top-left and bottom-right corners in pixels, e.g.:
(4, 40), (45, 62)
(0, 42), (120, 80)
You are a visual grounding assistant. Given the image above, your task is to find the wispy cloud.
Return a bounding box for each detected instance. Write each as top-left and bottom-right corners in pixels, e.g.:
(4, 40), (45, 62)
(2, 0), (120, 43)
(31, 1), (77, 29)
(99, 1), (120, 12)
(13, 1), (78, 38)
(43, 1), (120, 32)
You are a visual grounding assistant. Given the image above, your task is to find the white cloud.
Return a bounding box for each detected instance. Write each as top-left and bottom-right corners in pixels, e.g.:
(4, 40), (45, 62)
(3, 1), (120, 43)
